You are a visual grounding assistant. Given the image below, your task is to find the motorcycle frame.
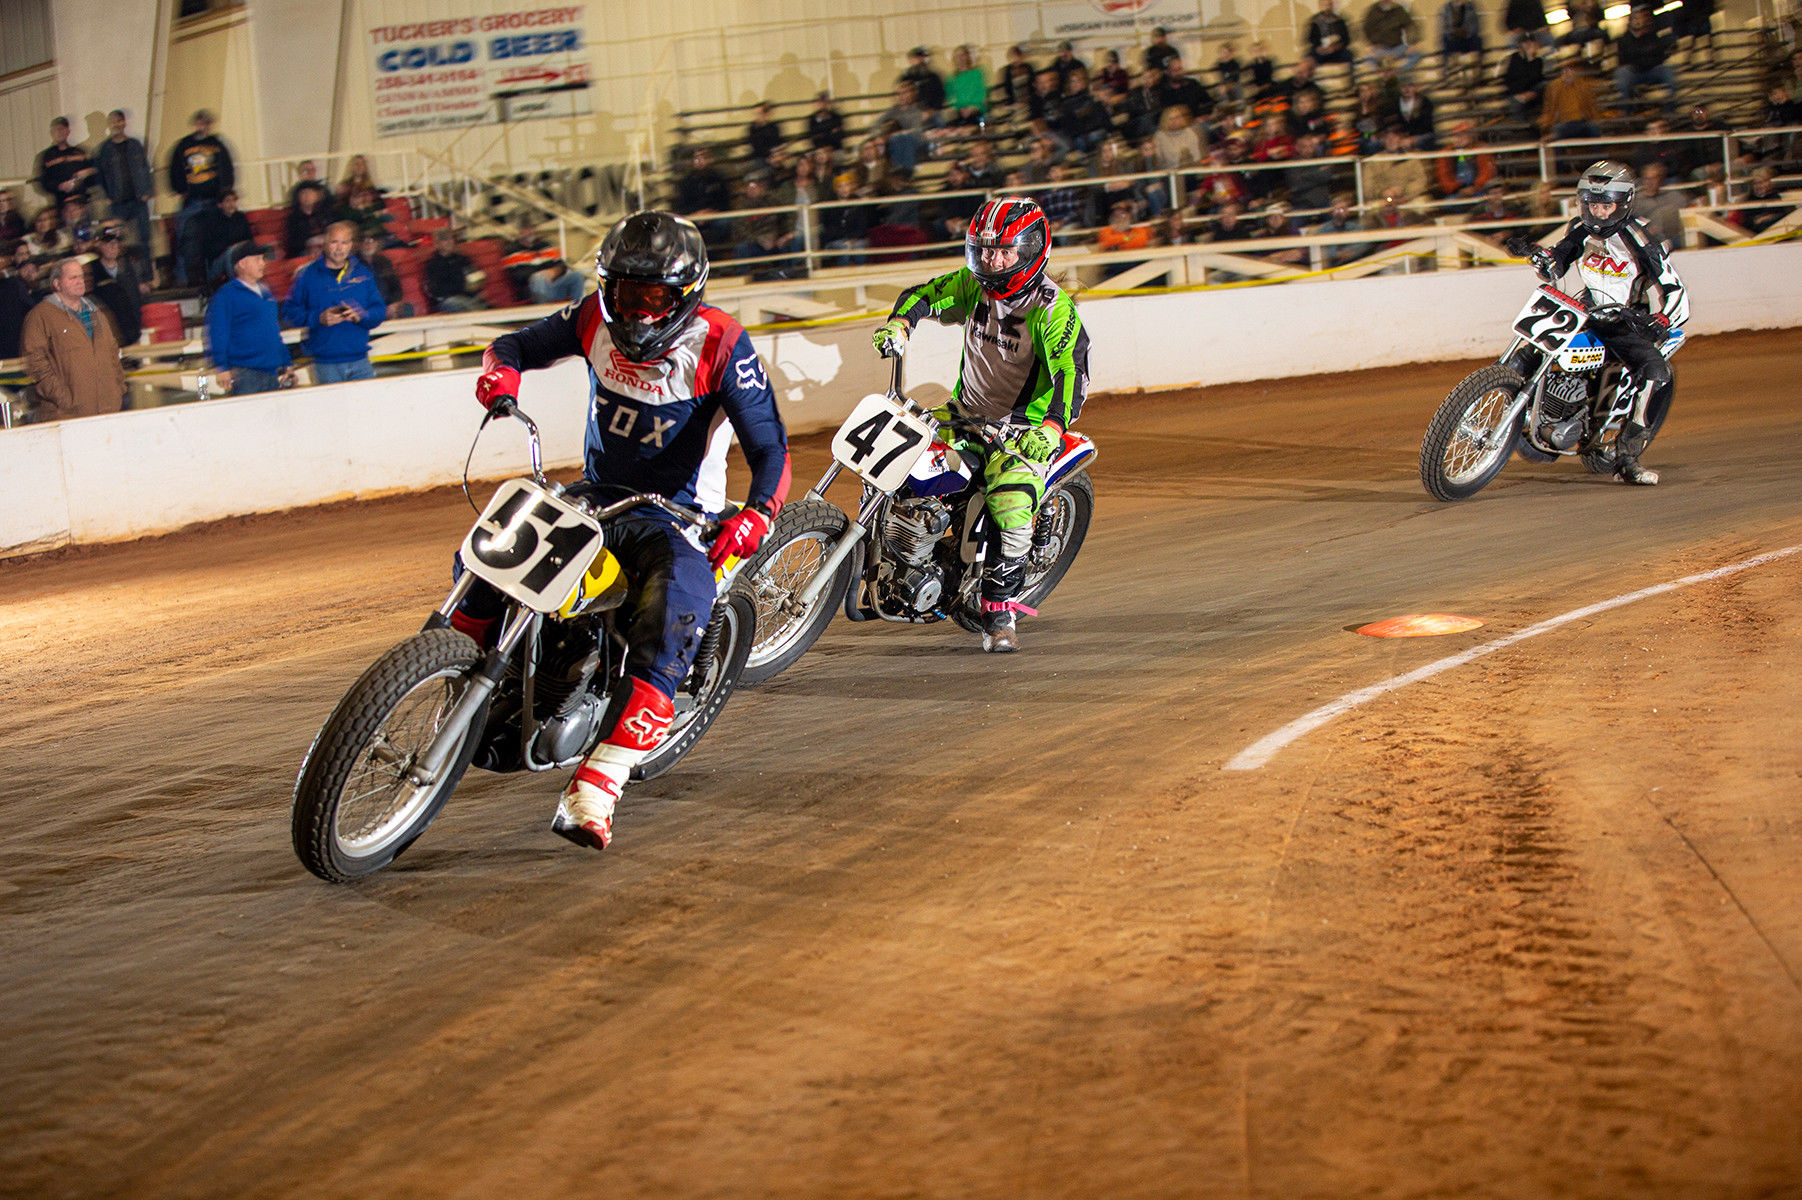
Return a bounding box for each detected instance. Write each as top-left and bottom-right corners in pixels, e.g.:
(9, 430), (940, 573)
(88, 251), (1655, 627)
(1499, 304), (1641, 460)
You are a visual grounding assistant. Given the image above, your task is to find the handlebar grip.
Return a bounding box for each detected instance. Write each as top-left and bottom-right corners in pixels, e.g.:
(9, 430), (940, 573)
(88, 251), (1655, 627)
(486, 395), (518, 418)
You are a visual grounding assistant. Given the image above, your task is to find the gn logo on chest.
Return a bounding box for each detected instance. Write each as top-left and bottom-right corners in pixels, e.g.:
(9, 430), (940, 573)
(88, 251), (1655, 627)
(1584, 253), (1632, 277)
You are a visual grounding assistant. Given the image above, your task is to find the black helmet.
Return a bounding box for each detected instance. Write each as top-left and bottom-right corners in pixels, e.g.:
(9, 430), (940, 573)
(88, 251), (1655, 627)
(1575, 161), (1635, 239)
(966, 196), (1050, 301)
(595, 211), (708, 362)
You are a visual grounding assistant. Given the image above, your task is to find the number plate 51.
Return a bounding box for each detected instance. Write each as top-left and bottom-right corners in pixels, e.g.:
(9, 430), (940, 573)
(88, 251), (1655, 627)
(460, 479), (605, 613)
(831, 394), (936, 493)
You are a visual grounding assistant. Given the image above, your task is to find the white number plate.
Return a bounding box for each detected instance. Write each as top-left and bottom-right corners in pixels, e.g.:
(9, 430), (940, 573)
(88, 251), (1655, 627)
(1511, 287), (1587, 353)
(830, 394), (935, 493)
(459, 479), (605, 613)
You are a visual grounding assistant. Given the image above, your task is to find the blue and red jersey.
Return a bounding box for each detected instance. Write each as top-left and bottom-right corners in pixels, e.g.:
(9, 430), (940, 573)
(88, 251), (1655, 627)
(485, 298), (790, 515)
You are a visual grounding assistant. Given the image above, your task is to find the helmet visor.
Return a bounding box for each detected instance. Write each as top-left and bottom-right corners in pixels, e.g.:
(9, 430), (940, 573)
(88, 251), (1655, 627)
(606, 278), (681, 321)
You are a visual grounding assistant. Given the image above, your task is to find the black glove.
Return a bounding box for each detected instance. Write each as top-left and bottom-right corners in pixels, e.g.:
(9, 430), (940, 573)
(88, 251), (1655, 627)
(1528, 246), (1558, 281)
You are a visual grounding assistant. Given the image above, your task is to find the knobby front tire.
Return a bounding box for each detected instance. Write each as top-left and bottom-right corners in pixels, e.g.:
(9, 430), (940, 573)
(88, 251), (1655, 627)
(1420, 365), (1524, 502)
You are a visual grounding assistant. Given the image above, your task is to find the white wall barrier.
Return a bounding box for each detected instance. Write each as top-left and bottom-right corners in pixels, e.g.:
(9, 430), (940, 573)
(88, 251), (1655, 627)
(5, 243), (1801, 557)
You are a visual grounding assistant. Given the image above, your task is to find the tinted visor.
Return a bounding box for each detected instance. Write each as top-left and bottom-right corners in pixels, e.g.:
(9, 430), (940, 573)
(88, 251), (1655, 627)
(606, 278), (681, 321)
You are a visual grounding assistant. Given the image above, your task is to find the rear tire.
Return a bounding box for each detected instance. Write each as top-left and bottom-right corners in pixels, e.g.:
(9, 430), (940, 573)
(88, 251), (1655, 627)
(633, 592), (755, 781)
(952, 471), (1096, 634)
(1420, 365), (1524, 501)
(736, 497), (853, 686)
(292, 630), (487, 883)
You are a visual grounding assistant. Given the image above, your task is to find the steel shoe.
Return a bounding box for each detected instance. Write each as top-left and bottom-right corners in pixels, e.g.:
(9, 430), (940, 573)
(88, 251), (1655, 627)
(1615, 456), (1660, 486)
(550, 761), (627, 850)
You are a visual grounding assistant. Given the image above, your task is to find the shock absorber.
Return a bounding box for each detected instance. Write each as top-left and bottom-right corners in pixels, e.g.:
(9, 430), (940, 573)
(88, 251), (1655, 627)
(688, 606), (725, 686)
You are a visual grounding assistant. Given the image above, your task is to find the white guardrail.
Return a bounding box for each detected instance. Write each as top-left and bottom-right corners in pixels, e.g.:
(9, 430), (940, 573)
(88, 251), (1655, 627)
(2, 240), (1800, 556)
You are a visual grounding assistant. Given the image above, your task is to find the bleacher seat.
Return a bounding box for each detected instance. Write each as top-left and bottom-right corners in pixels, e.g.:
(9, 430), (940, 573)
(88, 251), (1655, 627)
(141, 301), (185, 344)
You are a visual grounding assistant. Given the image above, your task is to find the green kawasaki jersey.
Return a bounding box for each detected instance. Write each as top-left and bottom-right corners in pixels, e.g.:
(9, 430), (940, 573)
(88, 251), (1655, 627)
(889, 268), (1090, 429)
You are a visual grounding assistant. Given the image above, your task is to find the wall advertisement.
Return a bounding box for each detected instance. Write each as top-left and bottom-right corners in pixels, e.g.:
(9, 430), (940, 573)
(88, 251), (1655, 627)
(1026, 0), (1204, 39)
(367, 5), (592, 138)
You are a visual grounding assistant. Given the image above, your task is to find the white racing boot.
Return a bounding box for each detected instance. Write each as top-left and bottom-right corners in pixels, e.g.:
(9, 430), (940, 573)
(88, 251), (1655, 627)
(550, 677), (672, 852)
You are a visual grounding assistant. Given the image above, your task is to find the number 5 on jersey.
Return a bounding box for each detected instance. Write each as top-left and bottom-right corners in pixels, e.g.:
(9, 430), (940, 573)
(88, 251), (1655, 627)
(831, 393), (935, 492)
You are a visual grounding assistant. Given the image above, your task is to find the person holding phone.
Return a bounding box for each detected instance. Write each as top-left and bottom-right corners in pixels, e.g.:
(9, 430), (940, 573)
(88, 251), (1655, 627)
(280, 220), (386, 383)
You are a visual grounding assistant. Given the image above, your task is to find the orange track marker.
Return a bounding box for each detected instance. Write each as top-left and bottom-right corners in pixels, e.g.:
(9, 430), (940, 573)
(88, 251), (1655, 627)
(1355, 613), (1487, 638)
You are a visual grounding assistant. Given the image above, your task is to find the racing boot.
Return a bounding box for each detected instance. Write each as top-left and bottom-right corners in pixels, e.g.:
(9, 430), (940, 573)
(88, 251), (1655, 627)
(980, 600), (1037, 653)
(550, 677), (673, 851)
(1614, 420), (1660, 486)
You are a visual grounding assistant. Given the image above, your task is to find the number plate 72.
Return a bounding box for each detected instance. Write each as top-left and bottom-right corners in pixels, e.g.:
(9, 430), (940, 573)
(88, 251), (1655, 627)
(830, 394), (936, 492)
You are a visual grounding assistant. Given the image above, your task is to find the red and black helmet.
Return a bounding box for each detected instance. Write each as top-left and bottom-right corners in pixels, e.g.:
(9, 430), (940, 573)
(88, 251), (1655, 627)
(595, 211), (708, 362)
(966, 196), (1050, 301)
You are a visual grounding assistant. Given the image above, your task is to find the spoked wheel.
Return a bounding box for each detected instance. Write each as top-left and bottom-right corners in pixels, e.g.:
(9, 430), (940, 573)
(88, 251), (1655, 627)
(292, 629), (487, 883)
(1420, 365), (1525, 501)
(736, 497), (853, 686)
(633, 592), (755, 781)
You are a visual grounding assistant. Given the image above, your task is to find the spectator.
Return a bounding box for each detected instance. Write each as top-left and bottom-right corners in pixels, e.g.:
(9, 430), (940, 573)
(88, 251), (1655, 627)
(287, 159), (324, 208)
(90, 223), (147, 347)
(878, 81), (936, 171)
(423, 228), (486, 313)
(1505, 0), (1553, 47)
(1152, 106), (1207, 171)
(335, 154), (380, 205)
(1463, 180), (1520, 226)
(1307, 0), (1359, 74)
(1395, 78), (1438, 147)
(1144, 26), (1181, 74)
(673, 146), (732, 217)
(807, 93), (845, 152)
(1097, 48), (1131, 95)
(856, 138), (891, 194)
(1632, 118), (1694, 181)
(204, 241), (292, 395)
(1255, 202), (1307, 264)
(1616, 7), (1677, 111)
(903, 46), (947, 112)
(1040, 159), (1093, 241)
(359, 231), (411, 318)
(1197, 144), (1251, 208)
(965, 138), (1002, 189)
(197, 189), (252, 285)
(1158, 56), (1214, 120)
(1057, 69), (1113, 152)
(1734, 166), (1790, 234)
(1502, 34), (1550, 125)
(280, 221), (385, 384)
(501, 217), (560, 298)
(1096, 138), (1150, 218)
(1214, 42), (1245, 102)
(95, 110), (155, 253)
(20, 257), (126, 419)
(1363, 186), (1423, 256)
(32, 117), (96, 206)
(1349, 81), (1391, 152)
(1287, 133), (1338, 210)
(1285, 57), (1327, 109)
(1246, 42), (1280, 98)
(1673, 0), (1715, 63)
(747, 102), (783, 162)
(1559, 0), (1610, 58)
(528, 257), (587, 306)
(1434, 121), (1495, 202)
(167, 109), (235, 286)
(932, 160), (985, 242)
(284, 181), (334, 259)
(1208, 200), (1251, 242)
(1030, 67), (1064, 127)
(1051, 41), (1089, 91)
(1635, 162), (1688, 246)
(1287, 88), (1334, 139)
(60, 194), (97, 251)
(1, 244), (35, 359)
(1001, 46), (1037, 114)
(1438, 0), (1484, 87)
(1363, 0), (1421, 71)
(820, 169), (870, 265)
(1540, 59), (1601, 139)
(0, 190), (23, 242)
(25, 207), (71, 258)
(947, 45), (989, 124)
(341, 184), (393, 245)
(1094, 200), (1151, 275)
(1366, 124), (1432, 204)
(1314, 194), (1370, 266)
(1125, 64), (1167, 140)
(1154, 209), (1199, 245)
(732, 171), (801, 279)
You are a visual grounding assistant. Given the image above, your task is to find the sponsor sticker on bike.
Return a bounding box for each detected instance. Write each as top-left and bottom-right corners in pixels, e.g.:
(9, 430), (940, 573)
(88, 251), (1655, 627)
(460, 478), (605, 613)
(830, 393), (935, 492)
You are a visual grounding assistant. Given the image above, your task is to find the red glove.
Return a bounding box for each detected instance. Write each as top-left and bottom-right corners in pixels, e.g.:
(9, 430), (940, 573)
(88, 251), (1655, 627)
(708, 506), (771, 571)
(475, 366), (520, 412)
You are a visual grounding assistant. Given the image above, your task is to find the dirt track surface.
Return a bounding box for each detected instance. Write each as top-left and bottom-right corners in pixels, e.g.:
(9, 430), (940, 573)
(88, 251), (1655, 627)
(3, 329), (1800, 1200)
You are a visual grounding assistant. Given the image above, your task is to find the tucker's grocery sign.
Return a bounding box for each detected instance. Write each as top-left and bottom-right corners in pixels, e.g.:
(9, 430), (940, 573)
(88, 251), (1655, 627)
(368, 6), (592, 137)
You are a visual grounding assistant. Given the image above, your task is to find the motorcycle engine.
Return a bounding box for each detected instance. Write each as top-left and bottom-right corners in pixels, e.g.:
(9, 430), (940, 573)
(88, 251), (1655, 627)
(1537, 372), (1592, 452)
(875, 498), (954, 618)
(530, 624), (606, 766)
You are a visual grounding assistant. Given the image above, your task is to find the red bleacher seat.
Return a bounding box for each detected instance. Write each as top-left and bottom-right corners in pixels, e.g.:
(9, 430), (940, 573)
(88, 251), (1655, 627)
(867, 224), (929, 261)
(263, 256), (301, 298)
(141, 301), (185, 344)
(412, 216), (450, 246)
(464, 238), (519, 307)
(249, 208), (285, 242)
(383, 196), (412, 244)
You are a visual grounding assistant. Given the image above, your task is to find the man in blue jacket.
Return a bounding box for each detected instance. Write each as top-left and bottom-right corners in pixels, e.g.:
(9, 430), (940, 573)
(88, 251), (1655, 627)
(205, 241), (293, 395)
(280, 220), (386, 383)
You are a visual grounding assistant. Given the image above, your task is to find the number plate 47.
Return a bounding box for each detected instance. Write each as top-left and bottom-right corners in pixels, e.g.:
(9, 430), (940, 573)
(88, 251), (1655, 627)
(831, 394), (936, 493)
(460, 479), (605, 613)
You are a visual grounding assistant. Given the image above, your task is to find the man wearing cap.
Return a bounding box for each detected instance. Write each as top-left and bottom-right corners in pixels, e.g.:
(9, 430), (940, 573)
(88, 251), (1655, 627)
(167, 109), (236, 286)
(902, 46), (947, 112)
(1144, 27), (1182, 73)
(205, 241), (293, 395)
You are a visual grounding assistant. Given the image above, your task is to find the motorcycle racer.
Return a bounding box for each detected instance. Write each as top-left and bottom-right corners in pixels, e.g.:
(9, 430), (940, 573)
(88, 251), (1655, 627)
(1533, 161), (1689, 485)
(871, 196), (1090, 652)
(460, 211), (789, 852)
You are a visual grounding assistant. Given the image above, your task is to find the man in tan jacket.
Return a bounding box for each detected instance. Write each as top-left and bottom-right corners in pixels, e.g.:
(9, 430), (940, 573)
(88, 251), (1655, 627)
(20, 257), (127, 420)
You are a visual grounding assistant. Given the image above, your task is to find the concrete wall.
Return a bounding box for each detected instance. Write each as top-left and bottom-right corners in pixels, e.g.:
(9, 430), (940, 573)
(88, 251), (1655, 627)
(4, 242), (1801, 556)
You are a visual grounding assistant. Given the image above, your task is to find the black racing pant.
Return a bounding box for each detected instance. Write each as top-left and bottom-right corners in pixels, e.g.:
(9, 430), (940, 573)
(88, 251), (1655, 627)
(1592, 325), (1674, 458)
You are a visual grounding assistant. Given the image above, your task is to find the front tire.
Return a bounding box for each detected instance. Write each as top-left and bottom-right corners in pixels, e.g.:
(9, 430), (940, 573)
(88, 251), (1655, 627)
(1420, 365), (1525, 501)
(736, 497), (853, 686)
(633, 592), (755, 781)
(292, 629), (487, 883)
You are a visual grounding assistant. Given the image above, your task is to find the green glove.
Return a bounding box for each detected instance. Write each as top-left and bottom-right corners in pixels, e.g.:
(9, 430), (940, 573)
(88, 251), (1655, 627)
(872, 319), (910, 358)
(1007, 425), (1060, 464)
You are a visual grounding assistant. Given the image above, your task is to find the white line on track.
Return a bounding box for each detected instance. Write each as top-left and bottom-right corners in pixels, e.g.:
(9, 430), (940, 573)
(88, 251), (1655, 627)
(1224, 542), (1802, 772)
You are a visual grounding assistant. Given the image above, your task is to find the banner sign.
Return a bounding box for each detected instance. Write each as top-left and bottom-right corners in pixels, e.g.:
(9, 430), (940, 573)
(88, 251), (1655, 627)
(1026, 0), (1205, 39)
(368, 5), (592, 138)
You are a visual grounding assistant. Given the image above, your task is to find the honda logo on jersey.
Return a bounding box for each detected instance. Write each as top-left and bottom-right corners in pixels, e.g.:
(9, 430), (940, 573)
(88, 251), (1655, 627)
(603, 348), (667, 396)
(1584, 253), (1631, 276)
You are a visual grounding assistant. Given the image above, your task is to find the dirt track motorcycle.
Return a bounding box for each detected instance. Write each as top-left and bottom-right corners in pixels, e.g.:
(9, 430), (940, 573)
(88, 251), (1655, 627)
(735, 352), (1097, 685)
(1418, 236), (1684, 502)
(291, 403), (754, 883)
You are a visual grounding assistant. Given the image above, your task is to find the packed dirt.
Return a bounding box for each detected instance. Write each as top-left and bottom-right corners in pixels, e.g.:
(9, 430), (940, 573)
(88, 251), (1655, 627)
(2, 329), (1798, 1199)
